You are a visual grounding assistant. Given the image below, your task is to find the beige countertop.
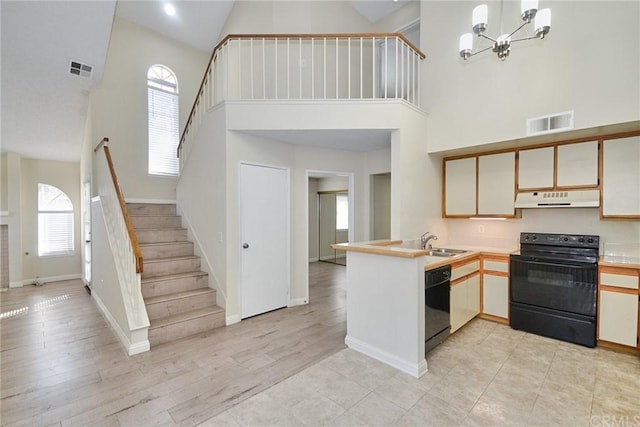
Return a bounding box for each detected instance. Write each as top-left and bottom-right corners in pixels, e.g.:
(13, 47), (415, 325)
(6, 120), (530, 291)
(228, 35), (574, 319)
(599, 256), (640, 270)
(332, 240), (516, 271)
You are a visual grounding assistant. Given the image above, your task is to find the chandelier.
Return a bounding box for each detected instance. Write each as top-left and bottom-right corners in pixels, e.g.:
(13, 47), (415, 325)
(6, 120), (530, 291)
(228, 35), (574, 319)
(459, 0), (551, 61)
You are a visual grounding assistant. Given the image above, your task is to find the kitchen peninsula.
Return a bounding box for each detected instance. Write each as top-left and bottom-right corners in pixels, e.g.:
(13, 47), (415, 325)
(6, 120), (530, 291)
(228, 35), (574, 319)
(332, 240), (480, 378)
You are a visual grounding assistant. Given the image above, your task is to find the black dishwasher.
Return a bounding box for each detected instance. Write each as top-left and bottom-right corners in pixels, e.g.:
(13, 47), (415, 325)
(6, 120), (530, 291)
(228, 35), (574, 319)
(425, 265), (451, 354)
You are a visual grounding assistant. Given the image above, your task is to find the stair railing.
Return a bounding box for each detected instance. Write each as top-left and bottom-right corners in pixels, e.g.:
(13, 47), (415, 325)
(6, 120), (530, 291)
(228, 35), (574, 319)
(94, 137), (144, 312)
(177, 33), (426, 169)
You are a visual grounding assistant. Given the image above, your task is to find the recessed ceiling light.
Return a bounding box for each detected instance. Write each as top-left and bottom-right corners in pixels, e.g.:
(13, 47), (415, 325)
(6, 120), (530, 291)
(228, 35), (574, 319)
(164, 4), (176, 16)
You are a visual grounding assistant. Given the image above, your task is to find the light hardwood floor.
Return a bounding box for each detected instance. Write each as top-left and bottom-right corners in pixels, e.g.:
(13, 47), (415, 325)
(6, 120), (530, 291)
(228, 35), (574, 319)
(0, 262), (347, 426)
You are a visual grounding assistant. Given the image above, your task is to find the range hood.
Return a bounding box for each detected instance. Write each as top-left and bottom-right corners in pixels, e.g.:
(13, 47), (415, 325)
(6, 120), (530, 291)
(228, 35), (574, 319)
(514, 189), (600, 208)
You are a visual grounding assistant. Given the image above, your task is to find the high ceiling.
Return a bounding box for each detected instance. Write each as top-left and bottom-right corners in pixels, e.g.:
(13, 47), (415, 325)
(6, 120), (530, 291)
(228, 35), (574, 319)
(1, 0), (412, 162)
(1, 1), (116, 162)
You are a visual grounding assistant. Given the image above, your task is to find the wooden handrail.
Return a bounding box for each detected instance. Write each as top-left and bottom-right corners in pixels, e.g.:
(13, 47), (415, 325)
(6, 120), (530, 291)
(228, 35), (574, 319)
(94, 136), (109, 153)
(214, 33), (425, 60)
(95, 138), (144, 274)
(178, 32), (426, 156)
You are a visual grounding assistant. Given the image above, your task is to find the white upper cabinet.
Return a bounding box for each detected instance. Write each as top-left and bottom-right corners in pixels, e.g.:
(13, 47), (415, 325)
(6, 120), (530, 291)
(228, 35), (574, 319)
(478, 152), (516, 215)
(556, 141), (599, 187)
(445, 157), (476, 216)
(518, 146), (554, 190)
(602, 136), (640, 217)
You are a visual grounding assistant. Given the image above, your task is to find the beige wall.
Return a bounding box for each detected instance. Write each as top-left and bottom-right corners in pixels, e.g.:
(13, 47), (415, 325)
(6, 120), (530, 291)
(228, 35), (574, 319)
(90, 17), (209, 201)
(372, 173), (391, 240)
(220, 0), (373, 38)
(421, 1), (640, 153)
(20, 158), (82, 283)
(0, 155), (7, 212)
(372, 0), (420, 33)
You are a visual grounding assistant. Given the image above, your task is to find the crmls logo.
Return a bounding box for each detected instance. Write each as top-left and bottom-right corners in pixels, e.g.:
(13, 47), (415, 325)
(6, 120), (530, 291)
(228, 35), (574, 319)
(590, 415), (640, 427)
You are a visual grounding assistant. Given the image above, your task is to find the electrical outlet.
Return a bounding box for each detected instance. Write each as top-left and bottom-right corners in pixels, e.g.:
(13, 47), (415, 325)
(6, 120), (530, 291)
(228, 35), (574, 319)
(478, 225), (485, 233)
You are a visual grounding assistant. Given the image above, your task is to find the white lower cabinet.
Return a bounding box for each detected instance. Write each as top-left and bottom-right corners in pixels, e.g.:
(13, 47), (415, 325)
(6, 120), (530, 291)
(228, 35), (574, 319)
(598, 268), (639, 348)
(481, 256), (510, 320)
(450, 281), (467, 333)
(450, 260), (481, 333)
(599, 290), (638, 347)
(482, 274), (509, 319)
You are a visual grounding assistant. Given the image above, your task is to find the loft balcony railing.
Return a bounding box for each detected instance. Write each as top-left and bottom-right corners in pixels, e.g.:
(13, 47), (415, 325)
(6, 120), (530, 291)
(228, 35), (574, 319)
(177, 33), (426, 168)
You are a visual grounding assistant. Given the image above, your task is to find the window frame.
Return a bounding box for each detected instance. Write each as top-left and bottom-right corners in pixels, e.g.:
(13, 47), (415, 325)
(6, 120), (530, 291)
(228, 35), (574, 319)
(147, 64), (180, 177)
(37, 183), (75, 257)
(335, 193), (349, 231)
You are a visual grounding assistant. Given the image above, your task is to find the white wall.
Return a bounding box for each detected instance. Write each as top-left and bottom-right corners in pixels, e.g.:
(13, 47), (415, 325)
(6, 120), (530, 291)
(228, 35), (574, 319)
(176, 106), (228, 312)
(421, 1), (640, 153)
(445, 208), (640, 252)
(90, 17), (209, 201)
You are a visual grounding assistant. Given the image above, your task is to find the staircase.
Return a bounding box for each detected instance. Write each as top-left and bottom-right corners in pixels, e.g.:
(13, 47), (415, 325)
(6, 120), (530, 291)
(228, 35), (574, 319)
(127, 202), (225, 346)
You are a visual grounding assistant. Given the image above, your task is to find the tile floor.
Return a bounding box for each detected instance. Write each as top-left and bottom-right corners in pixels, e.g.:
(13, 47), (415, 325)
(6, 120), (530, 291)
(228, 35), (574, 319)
(202, 319), (640, 426)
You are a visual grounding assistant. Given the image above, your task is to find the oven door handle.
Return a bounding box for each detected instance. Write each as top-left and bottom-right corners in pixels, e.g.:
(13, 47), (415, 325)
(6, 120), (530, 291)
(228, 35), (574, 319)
(511, 257), (597, 269)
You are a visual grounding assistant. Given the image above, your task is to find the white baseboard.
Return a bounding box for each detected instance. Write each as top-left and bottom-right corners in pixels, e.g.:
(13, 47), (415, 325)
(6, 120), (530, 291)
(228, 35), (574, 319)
(308, 257), (319, 263)
(92, 293), (150, 356)
(9, 281), (23, 288)
(320, 255), (346, 261)
(125, 198), (177, 204)
(289, 297), (308, 306)
(22, 273), (82, 286)
(345, 335), (428, 379)
(226, 314), (241, 325)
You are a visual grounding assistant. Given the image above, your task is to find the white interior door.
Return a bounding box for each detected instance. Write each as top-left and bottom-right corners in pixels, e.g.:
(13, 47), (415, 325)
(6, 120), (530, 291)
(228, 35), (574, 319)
(82, 181), (91, 285)
(240, 163), (290, 319)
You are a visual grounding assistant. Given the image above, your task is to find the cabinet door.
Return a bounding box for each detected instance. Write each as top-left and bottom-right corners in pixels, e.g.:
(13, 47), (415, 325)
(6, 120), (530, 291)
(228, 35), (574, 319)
(466, 274), (481, 320)
(445, 158), (476, 216)
(602, 136), (640, 217)
(450, 282), (467, 333)
(478, 152), (516, 215)
(599, 290), (638, 347)
(482, 274), (509, 318)
(518, 147), (554, 189)
(557, 141), (599, 187)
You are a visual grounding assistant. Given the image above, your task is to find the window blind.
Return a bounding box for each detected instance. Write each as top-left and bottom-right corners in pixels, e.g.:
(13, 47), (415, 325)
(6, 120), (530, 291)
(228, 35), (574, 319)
(148, 87), (179, 176)
(336, 194), (349, 230)
(38, 184), (74, 256)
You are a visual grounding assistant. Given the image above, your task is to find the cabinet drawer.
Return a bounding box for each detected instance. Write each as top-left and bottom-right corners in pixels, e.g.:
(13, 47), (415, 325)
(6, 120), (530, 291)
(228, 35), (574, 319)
(600, 272), (639, 290)
(483, 260), (508, 273)
(451, 260), (480, 282)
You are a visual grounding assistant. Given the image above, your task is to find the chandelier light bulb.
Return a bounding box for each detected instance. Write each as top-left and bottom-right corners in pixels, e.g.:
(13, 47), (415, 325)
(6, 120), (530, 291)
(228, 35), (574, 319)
(164, 3), (176, 16)
(472, 5), (488, 34)
(535, 8), (551, 38)
(521, 0), (538, 22)
(459, 33), (473, 59)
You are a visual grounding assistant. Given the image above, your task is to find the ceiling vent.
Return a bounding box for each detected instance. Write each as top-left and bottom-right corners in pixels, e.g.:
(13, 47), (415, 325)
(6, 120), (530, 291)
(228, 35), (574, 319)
(69, 60), (93, 79)
(526, 111), (574, 136)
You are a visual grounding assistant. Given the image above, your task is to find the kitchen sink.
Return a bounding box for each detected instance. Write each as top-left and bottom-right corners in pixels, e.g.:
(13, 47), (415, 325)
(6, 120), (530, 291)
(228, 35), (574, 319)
(427, 248), (468, 257)
(389, 241), (468, 257)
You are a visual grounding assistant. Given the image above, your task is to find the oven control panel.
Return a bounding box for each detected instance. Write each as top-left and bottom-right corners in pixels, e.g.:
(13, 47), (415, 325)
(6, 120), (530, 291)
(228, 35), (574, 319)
(520, 232), (599, 248)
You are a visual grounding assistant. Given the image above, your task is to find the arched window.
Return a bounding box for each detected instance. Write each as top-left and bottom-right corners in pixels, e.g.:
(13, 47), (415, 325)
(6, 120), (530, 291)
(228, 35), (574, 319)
(148, 64), (179, 176)
(38, 184), (74, 256)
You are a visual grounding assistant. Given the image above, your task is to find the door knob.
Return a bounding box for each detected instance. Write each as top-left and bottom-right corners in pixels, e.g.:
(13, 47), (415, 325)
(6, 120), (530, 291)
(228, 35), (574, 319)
(243, 243), (249, 249)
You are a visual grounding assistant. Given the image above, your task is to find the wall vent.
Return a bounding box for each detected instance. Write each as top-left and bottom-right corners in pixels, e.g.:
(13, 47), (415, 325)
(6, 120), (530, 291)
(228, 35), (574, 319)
(526, 111), (574, 136)
(69, 60), (93, 79)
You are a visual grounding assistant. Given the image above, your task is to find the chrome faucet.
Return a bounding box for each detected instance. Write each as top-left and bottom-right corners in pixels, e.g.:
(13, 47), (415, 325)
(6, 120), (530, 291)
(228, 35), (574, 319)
(420, 232), (438, 249)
